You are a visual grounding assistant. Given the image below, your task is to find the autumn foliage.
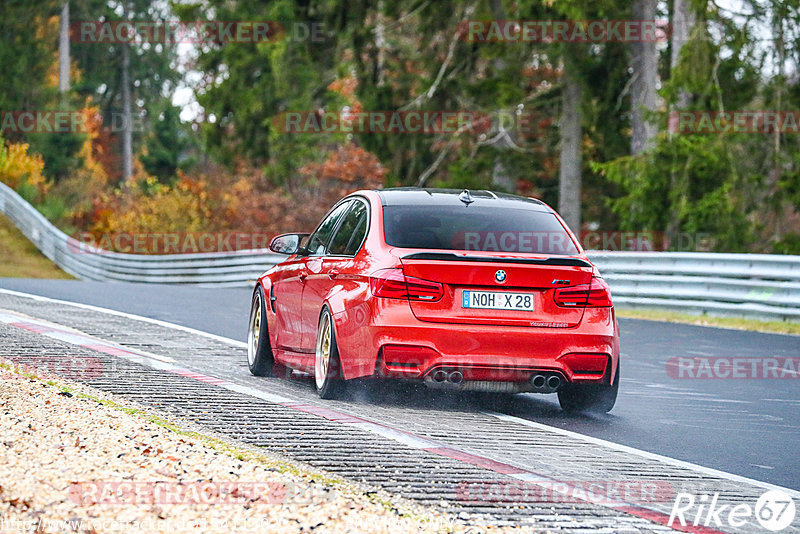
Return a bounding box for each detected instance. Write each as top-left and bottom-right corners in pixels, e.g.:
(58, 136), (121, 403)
(214, 144), (386, 234)
(80, 144), (387, 252)
(1, 112), (388, 254)
(0, 140), (47, 198)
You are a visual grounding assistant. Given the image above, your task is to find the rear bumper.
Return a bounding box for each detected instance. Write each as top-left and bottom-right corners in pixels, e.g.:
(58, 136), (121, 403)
(333, 300), (619, 385)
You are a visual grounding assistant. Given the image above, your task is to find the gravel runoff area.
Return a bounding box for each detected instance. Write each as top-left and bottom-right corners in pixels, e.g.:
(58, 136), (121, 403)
(0, 360), (512, 534)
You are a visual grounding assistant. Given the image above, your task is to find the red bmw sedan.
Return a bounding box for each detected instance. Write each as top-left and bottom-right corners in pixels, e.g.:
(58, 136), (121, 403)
(247, 188), (620, 412)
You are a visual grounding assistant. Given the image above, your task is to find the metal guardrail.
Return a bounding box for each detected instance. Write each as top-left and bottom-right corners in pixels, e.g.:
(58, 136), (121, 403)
(0, 181), (285, 287)
(2, 180), (799, 319)
(589, 252), (800, 321)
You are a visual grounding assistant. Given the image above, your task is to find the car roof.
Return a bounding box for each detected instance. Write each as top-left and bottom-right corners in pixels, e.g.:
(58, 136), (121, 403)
(375, 188), (551, 211)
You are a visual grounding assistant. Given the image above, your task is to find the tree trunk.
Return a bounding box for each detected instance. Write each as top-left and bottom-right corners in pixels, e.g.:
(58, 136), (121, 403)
(630, 0), (658, 154)
(666, 0), (698, 240)
(770, 5), (785, 241)
(58, 2), (69, 93)
(492, 156), (515, 192)
(488, 0), (512, 193)
(121, 42), (133, 182)
(671, 0), (696, 110)
(375, 0), (386, 87)
(558, 57), (582, 233)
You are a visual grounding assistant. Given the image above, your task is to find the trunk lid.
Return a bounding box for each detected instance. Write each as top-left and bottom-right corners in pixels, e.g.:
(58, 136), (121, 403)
(399, 252), (593, 327)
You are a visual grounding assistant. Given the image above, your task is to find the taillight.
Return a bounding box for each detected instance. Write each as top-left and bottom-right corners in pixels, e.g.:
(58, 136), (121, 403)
(553, 277), (612, 307)
(406, 277), (445, 301)
(370, 269), (408, 299)
(370, 268), (444, 301)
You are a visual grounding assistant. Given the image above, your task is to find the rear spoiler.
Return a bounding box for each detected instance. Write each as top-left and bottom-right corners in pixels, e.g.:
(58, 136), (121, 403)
(402, 252), (592, 268)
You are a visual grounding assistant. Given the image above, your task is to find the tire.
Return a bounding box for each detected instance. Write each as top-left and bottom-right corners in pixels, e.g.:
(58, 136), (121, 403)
(558, 361), (619, 414)
(247, 285), (275, 376)
(314, 307), (345, 399)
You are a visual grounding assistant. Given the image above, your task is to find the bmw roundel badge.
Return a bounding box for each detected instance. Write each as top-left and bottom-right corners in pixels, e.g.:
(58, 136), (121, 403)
(495, 270), (507, 283)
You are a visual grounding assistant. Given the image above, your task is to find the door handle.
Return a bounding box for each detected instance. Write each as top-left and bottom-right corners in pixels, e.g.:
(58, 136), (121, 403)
(328, 270), (340, 280)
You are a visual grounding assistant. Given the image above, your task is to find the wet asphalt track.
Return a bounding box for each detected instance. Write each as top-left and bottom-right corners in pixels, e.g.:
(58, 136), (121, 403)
(1, 278), (798, 490)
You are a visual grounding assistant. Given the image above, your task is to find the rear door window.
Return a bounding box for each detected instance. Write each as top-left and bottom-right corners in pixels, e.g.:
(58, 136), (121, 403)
(306, 200), (352, 256)
(328, 200), (369, 256)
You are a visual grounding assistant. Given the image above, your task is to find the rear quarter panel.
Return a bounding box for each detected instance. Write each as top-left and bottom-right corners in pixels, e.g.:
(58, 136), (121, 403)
(327, 191), (401, 379)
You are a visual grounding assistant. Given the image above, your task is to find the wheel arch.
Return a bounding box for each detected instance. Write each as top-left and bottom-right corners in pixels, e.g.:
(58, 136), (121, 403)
(257, 274), (273, 294)
(255, 276), (279, 351)
(321, 297), (371, 381)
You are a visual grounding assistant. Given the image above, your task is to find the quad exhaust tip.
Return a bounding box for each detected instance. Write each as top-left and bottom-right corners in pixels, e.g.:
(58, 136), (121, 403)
(428, 369), (465, 386)
(432, 369), (448, 383)
(447, 370), (464, 385)
(530, 373), (562, 392)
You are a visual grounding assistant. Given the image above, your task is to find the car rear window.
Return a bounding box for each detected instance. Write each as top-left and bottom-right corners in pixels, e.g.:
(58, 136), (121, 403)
(382, 205), (579, 255)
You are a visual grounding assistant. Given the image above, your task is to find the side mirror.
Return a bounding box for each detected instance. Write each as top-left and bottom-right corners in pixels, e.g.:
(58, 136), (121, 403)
(269, 233), (309, 255)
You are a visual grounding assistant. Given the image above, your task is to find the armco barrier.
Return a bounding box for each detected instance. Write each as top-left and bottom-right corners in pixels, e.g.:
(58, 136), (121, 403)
(0, 181), (285, 287)
(589, 252), (800, 321)
(2, 181), (799, 319)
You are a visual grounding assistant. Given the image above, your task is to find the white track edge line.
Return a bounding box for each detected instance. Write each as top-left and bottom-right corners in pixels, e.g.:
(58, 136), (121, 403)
(2, 287), (797, 499)
(0, 310), (178, 364)
(0, 288), (247, 348)
(485, 411), (800, 499)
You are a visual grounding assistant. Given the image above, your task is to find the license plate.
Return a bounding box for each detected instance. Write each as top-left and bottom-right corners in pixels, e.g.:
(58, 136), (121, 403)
(462, 290), (535, 311)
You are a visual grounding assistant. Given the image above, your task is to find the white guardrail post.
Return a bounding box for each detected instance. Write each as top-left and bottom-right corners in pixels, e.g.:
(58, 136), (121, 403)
(2, 181), (799, 319)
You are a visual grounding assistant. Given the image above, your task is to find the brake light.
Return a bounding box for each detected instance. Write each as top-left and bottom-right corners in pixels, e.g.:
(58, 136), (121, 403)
(553, 277), (612, 307)
(370, 269), (408, 299)
(370, 268), (444, 301)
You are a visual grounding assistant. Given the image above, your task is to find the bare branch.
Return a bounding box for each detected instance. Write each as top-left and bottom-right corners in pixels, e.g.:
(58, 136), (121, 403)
(402, 4), (475, 110)
(415, 142), (452, 187)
